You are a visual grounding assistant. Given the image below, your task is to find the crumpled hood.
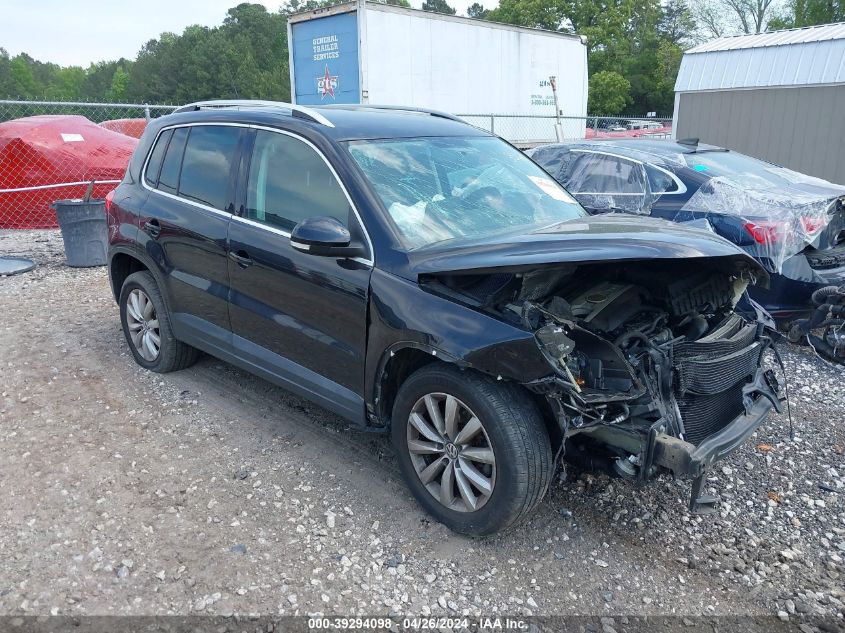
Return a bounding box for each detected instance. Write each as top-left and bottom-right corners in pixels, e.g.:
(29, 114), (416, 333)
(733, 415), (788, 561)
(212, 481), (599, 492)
(407, 214), (768, 283)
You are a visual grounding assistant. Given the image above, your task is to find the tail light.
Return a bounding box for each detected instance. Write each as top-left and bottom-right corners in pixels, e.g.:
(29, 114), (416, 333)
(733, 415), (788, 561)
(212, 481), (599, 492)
(745, 217), (828, 244)
(105, 189), (115, 214)
(744, 221), (786, 244)
(800, 216), (826, 235)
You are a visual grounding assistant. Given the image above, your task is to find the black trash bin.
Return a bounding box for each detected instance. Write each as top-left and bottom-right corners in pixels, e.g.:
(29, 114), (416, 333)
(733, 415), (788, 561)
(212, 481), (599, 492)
(52, 199), (108, 267)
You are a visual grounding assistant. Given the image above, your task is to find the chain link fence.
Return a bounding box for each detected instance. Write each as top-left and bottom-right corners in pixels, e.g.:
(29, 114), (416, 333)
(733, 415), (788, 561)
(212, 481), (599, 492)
(459, 114), (577, 146)
(0, 100), (176, 229)
(458, 114), (673, 147)
(0, 99), (672, 229)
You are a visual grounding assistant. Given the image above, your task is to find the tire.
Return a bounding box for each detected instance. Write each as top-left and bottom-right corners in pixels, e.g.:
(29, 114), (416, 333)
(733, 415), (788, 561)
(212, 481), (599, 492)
(119, 271), (198, 373)
(391, 364), (553, 536)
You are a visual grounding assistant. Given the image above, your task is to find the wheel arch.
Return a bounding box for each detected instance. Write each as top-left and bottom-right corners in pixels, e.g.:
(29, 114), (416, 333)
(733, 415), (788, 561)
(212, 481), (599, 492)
(108, 246), (170, 309)
(372, 343), (561, 451)
(109, 250), (149, 302)
(372, 343), (446, 426)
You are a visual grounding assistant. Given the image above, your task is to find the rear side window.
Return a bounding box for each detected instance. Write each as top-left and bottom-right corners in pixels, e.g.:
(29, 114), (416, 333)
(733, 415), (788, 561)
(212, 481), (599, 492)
(179, 126), (241, 211)
(144, 129), (172, 187)
(245, 130), (350, 232)
(157, 127), (188, 195)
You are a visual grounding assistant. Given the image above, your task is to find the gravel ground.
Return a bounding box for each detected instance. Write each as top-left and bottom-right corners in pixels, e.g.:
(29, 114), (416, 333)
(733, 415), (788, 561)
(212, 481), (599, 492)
(1, 229), (843, 625)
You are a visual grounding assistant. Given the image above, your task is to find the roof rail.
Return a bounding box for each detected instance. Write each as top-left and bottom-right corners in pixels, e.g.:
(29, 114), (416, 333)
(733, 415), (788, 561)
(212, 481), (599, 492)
(171, 100), (334, 128)
(318, 104), (465, 123)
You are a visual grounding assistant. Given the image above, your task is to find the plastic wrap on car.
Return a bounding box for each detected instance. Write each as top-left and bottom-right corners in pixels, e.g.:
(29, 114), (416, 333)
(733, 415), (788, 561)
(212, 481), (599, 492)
(530, 144), (687, 216)
(553, 150), (657, 215)
(529, 143), (845, 280)
(676, 175), (845, 276)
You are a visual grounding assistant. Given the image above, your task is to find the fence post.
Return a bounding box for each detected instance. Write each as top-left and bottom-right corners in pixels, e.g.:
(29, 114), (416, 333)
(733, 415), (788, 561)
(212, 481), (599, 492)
(490, 115), (495, 134)
(144, 105), (151, 121)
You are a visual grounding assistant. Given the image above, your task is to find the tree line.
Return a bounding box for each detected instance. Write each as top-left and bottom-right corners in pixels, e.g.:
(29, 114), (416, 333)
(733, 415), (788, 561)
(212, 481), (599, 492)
(0, 0), (841, 117)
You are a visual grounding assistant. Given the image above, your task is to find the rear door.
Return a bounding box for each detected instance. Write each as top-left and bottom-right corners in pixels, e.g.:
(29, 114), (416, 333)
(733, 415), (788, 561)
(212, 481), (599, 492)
(140, 123), (244, 336)
(226, 127), (372, 422)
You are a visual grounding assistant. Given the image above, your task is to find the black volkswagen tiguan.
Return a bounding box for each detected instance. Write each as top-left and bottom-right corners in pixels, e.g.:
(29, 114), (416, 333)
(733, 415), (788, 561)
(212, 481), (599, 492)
(107, 101), (782, 535)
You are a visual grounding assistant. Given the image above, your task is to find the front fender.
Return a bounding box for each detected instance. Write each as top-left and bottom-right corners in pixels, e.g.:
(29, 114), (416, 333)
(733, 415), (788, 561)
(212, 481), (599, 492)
(364, 269), (553, 412)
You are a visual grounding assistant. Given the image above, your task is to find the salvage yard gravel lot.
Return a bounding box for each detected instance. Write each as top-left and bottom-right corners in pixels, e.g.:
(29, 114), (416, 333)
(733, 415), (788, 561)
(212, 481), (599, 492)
(1, 229), (844, 623)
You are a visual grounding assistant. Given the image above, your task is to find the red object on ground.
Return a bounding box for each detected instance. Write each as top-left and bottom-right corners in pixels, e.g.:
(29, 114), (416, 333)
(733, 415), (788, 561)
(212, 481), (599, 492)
(99, 118), (148, 139)
(0, 115), (137, 229)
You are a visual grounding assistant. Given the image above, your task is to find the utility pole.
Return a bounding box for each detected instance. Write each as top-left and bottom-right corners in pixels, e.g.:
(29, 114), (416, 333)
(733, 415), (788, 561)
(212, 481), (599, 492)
(550, 76), (563, 141)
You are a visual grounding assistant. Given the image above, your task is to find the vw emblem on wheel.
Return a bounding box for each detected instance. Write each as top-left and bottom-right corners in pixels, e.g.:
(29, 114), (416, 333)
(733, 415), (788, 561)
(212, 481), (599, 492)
(445, 442), (459, 459)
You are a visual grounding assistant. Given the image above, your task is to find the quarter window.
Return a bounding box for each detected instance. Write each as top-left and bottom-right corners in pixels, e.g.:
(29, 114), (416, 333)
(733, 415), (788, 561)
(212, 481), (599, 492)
(646, 165), (679, 193)
(157, 127), (188, 195)
(178, 126), (241, 211)
(246, 130), (351, 232)
(144, 129), (172, 187)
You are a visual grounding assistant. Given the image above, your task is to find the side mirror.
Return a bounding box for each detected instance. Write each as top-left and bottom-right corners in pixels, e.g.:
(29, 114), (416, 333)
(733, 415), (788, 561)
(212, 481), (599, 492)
(290, 216), (365, 258)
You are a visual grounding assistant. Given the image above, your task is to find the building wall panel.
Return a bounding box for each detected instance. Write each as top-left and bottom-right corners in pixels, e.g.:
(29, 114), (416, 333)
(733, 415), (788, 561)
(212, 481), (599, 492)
(676, 85), (845, 184)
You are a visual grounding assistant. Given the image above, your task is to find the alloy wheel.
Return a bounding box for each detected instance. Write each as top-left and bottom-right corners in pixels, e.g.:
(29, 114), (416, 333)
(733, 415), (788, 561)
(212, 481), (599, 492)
(125, 288), (161, 362)
(406, 393), (496, 512)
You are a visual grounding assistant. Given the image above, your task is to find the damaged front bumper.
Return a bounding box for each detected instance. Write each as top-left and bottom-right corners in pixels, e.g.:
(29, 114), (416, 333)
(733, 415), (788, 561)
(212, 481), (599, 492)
(551, 367), (782, 514)
(651, 371), (780, 513)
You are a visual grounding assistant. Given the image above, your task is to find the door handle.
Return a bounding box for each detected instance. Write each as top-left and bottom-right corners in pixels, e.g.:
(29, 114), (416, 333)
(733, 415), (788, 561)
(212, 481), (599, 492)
(228, 250), (253, 268)
(143, 219), (161, 238)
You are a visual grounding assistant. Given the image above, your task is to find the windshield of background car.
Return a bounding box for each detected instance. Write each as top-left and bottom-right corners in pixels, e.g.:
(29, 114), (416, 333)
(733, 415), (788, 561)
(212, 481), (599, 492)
(346, 136), (586, 250)
(683, 151), (831, 190)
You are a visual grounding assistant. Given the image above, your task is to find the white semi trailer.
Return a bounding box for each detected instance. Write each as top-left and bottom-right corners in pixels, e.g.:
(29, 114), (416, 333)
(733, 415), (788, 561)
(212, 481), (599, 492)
(287, 1), (588, 144)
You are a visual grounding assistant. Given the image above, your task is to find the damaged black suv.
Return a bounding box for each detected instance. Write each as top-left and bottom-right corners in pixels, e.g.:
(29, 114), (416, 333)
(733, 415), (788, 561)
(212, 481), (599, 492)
(107, 101), (782, 536)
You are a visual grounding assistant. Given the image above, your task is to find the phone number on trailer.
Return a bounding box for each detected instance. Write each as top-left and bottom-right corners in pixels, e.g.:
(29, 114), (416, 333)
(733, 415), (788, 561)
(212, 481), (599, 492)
(308, 617), (471, 630)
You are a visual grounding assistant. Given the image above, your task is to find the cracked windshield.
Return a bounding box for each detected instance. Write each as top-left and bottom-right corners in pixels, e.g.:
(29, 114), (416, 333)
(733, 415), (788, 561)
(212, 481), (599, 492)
(346, 136), (586, 249)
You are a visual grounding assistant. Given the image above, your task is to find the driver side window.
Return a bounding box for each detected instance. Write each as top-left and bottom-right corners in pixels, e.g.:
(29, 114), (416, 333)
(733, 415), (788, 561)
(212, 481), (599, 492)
(246, 130), (351, 232)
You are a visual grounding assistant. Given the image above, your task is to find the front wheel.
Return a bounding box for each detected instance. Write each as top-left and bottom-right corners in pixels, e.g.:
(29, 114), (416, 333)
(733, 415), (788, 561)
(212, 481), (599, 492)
(391, 364), (553, 536)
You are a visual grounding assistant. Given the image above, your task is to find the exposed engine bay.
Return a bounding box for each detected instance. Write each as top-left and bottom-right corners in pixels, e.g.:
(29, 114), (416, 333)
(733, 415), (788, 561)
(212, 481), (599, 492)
(424, 258), (783, 513)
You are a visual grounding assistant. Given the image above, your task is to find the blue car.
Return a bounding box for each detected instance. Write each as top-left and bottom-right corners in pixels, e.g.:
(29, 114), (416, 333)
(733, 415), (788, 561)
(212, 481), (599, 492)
(529, 139), (845, 320)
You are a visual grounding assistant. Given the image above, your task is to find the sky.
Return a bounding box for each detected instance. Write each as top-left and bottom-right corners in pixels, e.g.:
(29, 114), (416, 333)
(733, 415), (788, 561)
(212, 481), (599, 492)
(0, 0), (494, 67)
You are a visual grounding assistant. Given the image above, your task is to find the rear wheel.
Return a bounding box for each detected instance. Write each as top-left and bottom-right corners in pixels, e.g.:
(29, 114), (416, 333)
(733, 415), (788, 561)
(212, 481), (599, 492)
(392, 364), (553, 536)
(119, 271), (198, 373)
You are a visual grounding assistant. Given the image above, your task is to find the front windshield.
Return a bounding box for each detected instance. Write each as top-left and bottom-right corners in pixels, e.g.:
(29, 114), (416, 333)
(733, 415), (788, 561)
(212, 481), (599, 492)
(346, 136), (586, 250)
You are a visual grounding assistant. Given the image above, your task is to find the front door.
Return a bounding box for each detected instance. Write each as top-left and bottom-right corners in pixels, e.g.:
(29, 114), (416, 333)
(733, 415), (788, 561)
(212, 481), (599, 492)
(226, 128), (372, 421)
